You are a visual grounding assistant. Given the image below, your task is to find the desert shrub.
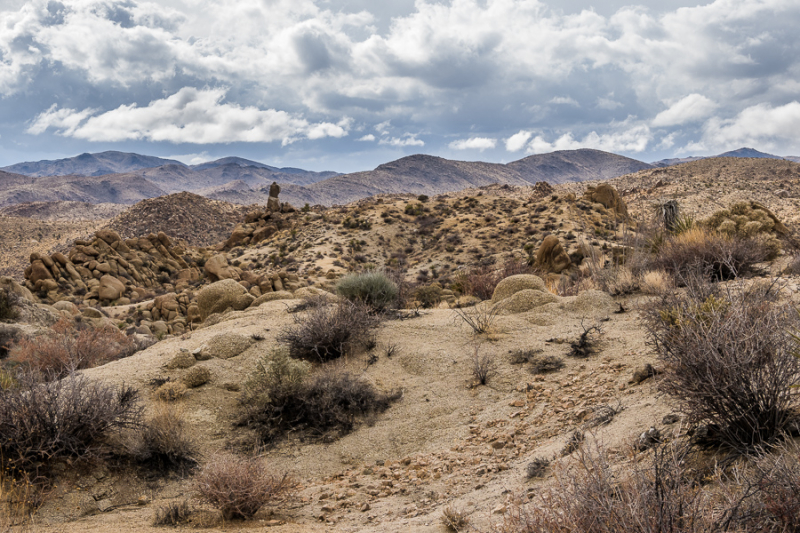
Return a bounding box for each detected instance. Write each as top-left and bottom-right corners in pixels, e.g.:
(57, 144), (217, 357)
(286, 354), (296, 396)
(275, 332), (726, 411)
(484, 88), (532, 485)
(457, 265), (498, 300)
(153, 381), (188, 402)
(471, 346), (497, 385)
(0, 288), (19, 321)
(453, 303), (502, 334)
(652, 227), (769, 282)
(9, 319), (136, 379)
(240, 350), (398, 444)
(441, 505), (470, 531)
(277, 301), (378, 362)
(129, 404), (197, 472)
(336, 271), (398, 311)
(195, 454), (295, 521)
(414, 284), (443, 308)
(0, 373), (141, 471)
(529, 354), (565, 374)
(639, 269), (673, 295)
(526, 457), (550, 479)
(643, 282), (800, 451)
(153, 500), (192, 526)
(503, 443), (716, 533)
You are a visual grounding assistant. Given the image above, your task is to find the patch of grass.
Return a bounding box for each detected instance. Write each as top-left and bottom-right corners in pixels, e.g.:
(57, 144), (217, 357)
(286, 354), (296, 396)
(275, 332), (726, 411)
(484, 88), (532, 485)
(153, 500), (192, 527)
(441, 505), (470, 532)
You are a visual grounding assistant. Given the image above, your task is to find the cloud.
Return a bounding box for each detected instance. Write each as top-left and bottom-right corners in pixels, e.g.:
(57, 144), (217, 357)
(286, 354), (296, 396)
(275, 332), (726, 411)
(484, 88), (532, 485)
(652, 94), (718, 127)
(448, 137), (496, 151)
(378, 135), (424, 147)
(27, 87), (351, 144)
(505, 130), (532, 152)
(694, 101), (800, 152)
(357, 134), (376, 141)
(527, 123), (652, 153)
(549, 96), (579, 106)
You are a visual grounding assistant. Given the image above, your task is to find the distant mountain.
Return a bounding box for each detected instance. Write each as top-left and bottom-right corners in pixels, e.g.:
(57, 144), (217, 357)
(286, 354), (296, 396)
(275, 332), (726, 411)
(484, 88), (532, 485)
(0, 170), (166, 207)
(1, 151), (186, 177)
(507, 149), (653, 184)
(190, 157), (278, 171)
(652, 147), (790, 167)
(786, 156), (800, 163)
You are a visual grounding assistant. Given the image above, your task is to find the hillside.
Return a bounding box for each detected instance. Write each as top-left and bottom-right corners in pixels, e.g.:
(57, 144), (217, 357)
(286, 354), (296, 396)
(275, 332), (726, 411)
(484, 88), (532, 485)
(105, 192), (250, 246)
(507, 148), (653, 183)
(1, 151), (185, 177)
(0, 201), (125, 221)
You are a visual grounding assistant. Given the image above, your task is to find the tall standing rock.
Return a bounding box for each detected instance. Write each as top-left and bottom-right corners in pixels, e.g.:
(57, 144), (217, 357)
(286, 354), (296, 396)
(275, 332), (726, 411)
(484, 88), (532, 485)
(267, 181), (281, 213)
(536, 235), (572, 274)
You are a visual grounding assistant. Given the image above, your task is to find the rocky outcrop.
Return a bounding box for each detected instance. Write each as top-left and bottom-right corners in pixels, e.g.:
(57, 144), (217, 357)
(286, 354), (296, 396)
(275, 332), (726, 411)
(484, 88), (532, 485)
(583, 184), (629, 220)
(196, 279), (254, 321)
(491, 274), (546, 303)
(535, 236), (572, 274)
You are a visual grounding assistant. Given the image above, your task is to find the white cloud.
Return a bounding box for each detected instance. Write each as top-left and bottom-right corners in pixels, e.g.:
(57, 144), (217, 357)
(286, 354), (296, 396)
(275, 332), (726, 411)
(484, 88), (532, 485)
(448, 137), (496, 151)
(379, 135), (424, 147)
(527, 123), (652, 154)
(695, 101), (800, 152)
(357, 134), (376, 141)
(27, 87), (351, 144)
(653, 94), (718, 127)
(549, 96), (579, 106)
(166, 152), (211, 165)
(505, 130), (532, 152)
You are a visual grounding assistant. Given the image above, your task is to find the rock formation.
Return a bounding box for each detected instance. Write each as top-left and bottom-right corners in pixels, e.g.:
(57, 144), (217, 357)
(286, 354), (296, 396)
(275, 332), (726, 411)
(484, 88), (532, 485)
(535, 235), (572, 274)
(583, 183), (629, 220)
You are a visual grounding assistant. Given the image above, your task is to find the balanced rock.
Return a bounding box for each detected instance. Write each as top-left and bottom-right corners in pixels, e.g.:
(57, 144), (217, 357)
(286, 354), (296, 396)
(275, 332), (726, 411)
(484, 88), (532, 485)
(197, 279), (253, 320)
(536, 236), (572, 274)
(267, 181), (281, 213)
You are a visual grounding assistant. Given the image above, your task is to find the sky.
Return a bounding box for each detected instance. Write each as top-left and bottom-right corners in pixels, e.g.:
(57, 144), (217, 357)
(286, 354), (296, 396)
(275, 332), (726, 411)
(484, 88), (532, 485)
(1, 0), (799, 173)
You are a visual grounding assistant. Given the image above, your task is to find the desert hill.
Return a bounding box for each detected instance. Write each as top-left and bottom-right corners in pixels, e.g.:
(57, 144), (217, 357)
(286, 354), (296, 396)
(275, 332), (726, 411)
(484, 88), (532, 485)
(4, 155), (800, 532)
(0, 151), (184, 177)
(0, 201), (125, 221)
(651, 147), (799, 167)
(507, 148), (653, 183)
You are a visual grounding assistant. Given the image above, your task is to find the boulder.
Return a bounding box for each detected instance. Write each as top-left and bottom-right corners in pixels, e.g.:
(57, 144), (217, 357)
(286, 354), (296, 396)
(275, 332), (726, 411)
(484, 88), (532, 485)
(98, 275), (125, 301)
(182, 366), (212, 388)
(496, 289), (560, 314)
(197, 332), (255, 360)
(535, 235), (572, 274)
(252, 291), (295, 307)
(204, 254), (239, 282)
(293, 287), (337, 302)
(491, 274), (546, 303)
(29, 260), (53, 284)
(95, 229), (122, 245)
(267, 181), (281, 213)
(0, 277), (35, 302)
(197, 279), (252, 320)
(583, 184), (629, 219)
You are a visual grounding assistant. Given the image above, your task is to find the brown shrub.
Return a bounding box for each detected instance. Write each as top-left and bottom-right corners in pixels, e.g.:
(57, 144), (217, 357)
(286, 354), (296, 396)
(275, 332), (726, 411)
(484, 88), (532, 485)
(195, 454), (295, 520)
(277, 301), (378, 362)
(9, 319), (135, 379)
(129, 404), (197, 472)
(643, 282), (800, 452)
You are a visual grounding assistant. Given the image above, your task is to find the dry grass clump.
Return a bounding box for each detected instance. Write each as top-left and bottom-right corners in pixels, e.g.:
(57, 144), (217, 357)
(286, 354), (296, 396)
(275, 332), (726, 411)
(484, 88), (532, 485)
(240, 350), (399, 444)
(0, 373), (141, 472)
(453, 302), (502, 334)
(526, 457), (550, 479)
(470, 345), (497, 386)
(195, 454), (295, 521)
(639, 269), (673, 295)
(153, 381), (188, 402)
(9, 319), (136, 379)
(277, 301), (378, 362)
(652, 227), (769, 282)
(128, 403), (197, 473)
(503, 443), (719, 533)
(529, 354), (565, 374)
(643, 281), (800, 452)
(441, 505), (471, 532)
(152, 500), (192, 527)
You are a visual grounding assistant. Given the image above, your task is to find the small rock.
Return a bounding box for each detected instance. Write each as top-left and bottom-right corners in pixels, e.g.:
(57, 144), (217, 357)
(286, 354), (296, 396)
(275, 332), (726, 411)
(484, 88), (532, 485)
(631, 364), (656, 384)
(137, 495), (150, 506)
(96, 499), (114, 512)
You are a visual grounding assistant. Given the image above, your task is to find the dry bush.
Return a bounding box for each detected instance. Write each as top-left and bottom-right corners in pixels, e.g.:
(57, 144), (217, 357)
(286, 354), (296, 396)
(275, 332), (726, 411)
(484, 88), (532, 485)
(240, 350), (399, 444)
(0, 373), (141, 472)
(529, 354), (565, 374)
(277, 301), (378, 362)
(1, 468), (37, 531)
(639, 269), (674, 295)
(195, 454), (295, 521)
(153, 381), (187, 402)
(129, 403), (197, 472)
(441, 505), (471, 532)
(652, 227), (769, 282)
(471, 345), (497, 386)
(754, 449), (800, 531)
(503, 443), (717, 533)
(9, 319), (136, 379)
(152, 500), (192, 527)
(0, 288), (19, 321)
(643, 282), (800, 452)
(458, 259), (533, 301)
(453, 302), (502, 334)
(526, 457), (550, 479)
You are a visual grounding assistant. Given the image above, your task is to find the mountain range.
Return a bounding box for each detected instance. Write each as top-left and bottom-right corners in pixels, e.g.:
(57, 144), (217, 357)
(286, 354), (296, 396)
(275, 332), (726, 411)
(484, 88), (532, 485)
(0, 147), (798, 209)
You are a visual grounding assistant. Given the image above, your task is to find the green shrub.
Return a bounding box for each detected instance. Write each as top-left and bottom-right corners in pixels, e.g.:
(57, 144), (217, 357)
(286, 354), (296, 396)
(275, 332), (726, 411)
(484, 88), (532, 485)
(336, 271), (398, 311)
(414, 284), (443, 308)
